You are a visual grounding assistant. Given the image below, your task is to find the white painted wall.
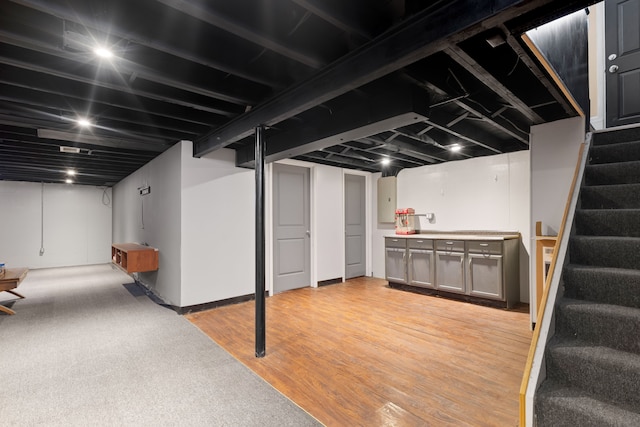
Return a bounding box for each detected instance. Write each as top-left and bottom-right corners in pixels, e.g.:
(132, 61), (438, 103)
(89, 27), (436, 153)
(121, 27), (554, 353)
(371, 151), (531, 303)
(112, 142), (363, 307)
(530, 116), (585, 320)
(0, 181), (112, 269)
(180, 143), (255, 306)
(112, 143), (182, 306)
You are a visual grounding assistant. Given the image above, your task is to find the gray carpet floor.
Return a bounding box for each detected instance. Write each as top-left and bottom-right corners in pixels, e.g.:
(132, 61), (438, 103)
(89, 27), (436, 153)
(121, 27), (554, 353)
(535, 127), (640, 425)
(0, 264), (320, 426)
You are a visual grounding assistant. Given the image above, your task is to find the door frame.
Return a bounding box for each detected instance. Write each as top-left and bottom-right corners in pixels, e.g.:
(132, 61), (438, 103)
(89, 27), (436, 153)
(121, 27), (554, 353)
(266, 160), (316, 295)
(342, 170), (372, 281)
(591, 1), (606, 130)
(265, 163), (372, 294)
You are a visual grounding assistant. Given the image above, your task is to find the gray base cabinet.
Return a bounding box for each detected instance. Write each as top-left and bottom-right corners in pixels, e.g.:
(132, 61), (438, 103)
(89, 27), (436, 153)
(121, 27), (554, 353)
(385, 238), (407, 284)
(435, 251), (466, 294)
(435, 240), (466, 294)
(385, 235), (520, 307)
(408, 239), (435, 289)
(468, 254), (503, 299)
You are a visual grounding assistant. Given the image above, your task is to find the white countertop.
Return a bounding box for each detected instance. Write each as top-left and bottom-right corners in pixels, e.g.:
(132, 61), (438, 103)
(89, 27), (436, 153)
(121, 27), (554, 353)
(385, 232), (521, 241)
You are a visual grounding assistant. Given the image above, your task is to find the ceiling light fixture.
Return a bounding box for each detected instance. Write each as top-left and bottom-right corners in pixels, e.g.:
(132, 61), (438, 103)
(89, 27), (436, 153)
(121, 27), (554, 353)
(76, 117), (92, 128)
(450, 144), (462, 152)
(59, 146), (82, 154)
(93, 46), (113, 59)
(381, 157), (391, 166)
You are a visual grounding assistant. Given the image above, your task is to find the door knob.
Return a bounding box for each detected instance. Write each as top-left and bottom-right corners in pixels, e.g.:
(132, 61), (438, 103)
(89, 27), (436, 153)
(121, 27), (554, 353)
(609, 65), (619, 73)
(306, 230), (310, 237)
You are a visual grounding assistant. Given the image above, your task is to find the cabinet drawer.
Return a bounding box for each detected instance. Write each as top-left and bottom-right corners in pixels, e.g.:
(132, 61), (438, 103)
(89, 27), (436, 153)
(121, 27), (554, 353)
(467, 241), (503, 255)
(436, 240), (465, 252)
(408, 238), (433, 249)
(385, 237), (407, 249)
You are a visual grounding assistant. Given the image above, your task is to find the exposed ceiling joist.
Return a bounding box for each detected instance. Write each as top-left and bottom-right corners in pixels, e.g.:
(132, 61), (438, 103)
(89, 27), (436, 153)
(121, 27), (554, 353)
(0, 0), (594, 185)
(296, 152), (380, 172)
(445, 45), (544, 124)
(5, 0), (284, 88)
(500, 27), (575, 116)
(393, 130), (473, 159)
(402, 74), (530, 145)
(37, 129), (169, 152)
(337, 143), (424, 166)
(361, 136), (444, 163)
(0, 91), (204, 136)
(0, 65), (223, 126)
(0, 55), (236, 117)
(155, 0), (325, 69)
(0, 29), (261, 106)
(422, 119), (503, 154)
(194, 0), (549, 157)
(289, 0), (374, 40)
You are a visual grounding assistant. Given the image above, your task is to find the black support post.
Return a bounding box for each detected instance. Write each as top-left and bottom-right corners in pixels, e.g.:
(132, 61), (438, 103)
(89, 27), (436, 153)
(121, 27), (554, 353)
(255, 125), (266, 358)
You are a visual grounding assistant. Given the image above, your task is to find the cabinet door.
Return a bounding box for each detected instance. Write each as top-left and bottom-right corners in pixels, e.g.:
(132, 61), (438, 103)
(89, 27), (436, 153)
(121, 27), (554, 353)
(385, 247), (407, 284)
(468, 254), (503, 300)
(408, 248), (435, 288)
(435, 251), (465, 294)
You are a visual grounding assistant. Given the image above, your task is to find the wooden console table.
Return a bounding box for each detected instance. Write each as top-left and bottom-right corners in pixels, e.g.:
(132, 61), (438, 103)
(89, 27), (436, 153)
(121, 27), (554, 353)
(111, 243), (159, 274)
(0, 267), (28, 315)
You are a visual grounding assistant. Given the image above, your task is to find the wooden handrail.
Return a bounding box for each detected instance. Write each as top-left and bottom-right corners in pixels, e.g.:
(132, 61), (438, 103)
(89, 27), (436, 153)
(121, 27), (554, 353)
(519, 141), (587, 426)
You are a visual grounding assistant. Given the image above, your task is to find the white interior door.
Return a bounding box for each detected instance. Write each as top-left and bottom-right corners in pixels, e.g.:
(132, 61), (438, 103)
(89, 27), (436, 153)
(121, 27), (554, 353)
(345, 174), (366, 279)
(272, 163), (310, 293)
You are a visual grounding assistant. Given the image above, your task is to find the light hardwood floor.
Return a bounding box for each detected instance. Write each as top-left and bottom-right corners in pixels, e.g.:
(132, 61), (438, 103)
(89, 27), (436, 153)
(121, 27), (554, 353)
(187, 277), (532, 426)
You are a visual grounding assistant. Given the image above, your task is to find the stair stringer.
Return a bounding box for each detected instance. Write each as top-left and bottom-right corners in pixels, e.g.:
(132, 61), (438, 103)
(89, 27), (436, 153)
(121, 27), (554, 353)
(523, 134), (591, 427)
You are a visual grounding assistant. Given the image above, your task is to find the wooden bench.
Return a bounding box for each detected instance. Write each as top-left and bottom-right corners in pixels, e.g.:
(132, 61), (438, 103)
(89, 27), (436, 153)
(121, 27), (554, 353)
(0, 267), (28, 315)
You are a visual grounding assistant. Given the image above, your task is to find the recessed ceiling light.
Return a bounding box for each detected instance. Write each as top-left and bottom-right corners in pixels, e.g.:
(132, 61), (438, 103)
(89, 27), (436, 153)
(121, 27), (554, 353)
(450, 144), (462, 152)
(381, 157), (391, 166)
(65, 178), (73, 184)
(93, 46), (113, 59)
(76, 117), (92, 128)
(67, 169), (76, 176)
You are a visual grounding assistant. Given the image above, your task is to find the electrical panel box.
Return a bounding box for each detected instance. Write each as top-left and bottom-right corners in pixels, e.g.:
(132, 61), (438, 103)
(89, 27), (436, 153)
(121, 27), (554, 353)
(377, 176), (397, 223)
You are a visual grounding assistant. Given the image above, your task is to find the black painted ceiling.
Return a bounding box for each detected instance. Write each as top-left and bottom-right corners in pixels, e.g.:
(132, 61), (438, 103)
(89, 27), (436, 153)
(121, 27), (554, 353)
(0, 0), (595, 186)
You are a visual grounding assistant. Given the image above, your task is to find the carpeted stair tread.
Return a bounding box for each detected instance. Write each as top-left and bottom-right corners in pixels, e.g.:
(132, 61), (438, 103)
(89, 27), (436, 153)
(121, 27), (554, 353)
(570, 235), (640, 269)
(563, 265), (640, 308)
(537, 126), (640, 425)
(547, 344), (640, 408)
(575, 209), (640, 237)
(589, 140), (640, 164)
(535, 381), (640, 427)
(556, 298), (640, 354)
(593, 126), (640, 146)
(585, 161), (640, 185)
(580, 183), (640, 209)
